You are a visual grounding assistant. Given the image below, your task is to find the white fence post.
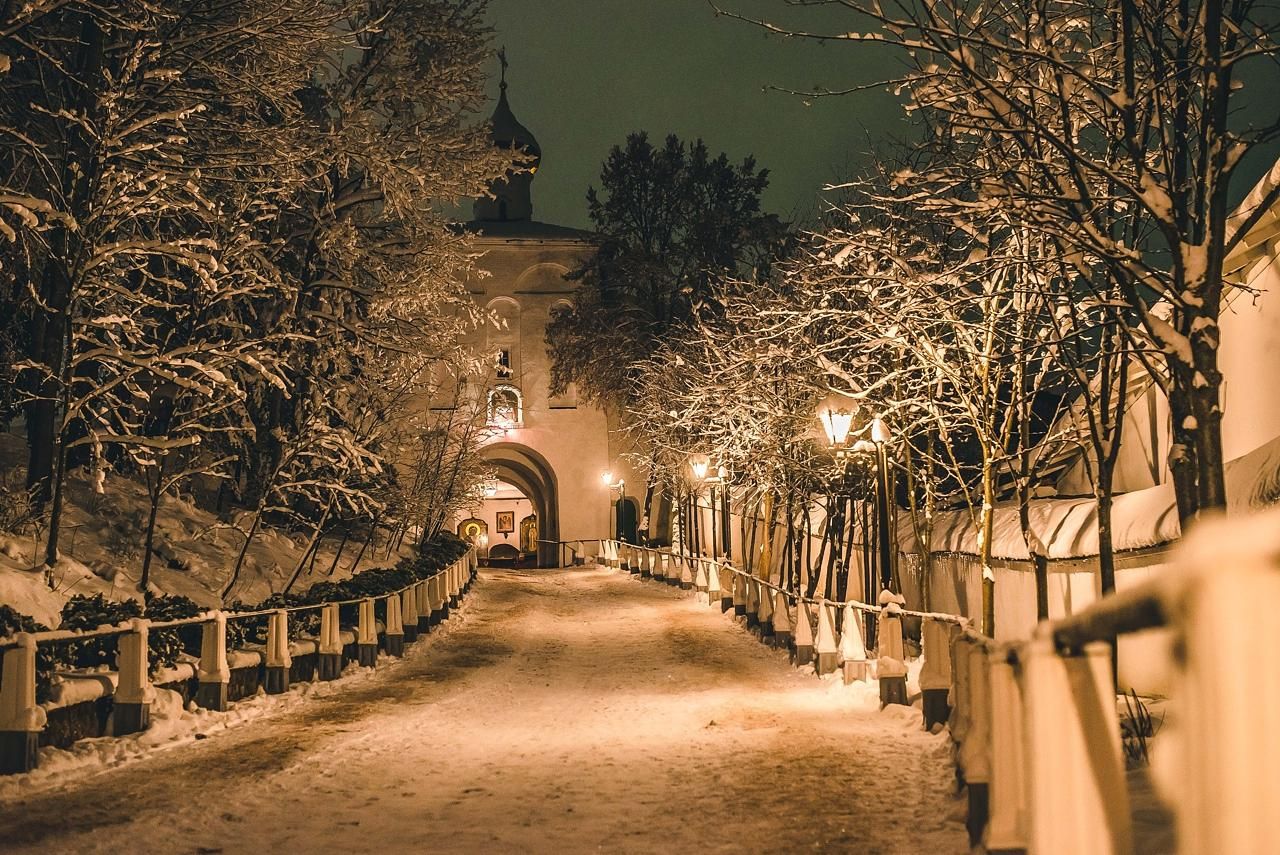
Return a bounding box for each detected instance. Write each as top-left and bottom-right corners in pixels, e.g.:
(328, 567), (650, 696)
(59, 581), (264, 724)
(919, 618), (955, 729)
(744, 577), (760, 629)
(265, 609), (292, 693)
(428, 574), (445, 628)
(114, 617), (155, 735)
(794, 600), (815, 668)
(318, 602), (343, 681)
(384, 593), (405, 657)
(707, 559), (722, 608)
(876, 599), (908, 707)
(357, 599), (378, 667)
(415, 580), (431, 634)
(732, 571), (747, 616)
(0, 633), (46, 774)
(816, 600), (839, 676)
(197, 611), (230, 711)
(756, 582), (774, 642)
(985, 649), (1027, 854)
(1024, 635), (1130, 855)
(679, 553), (693, 590)
(694, 559), (709, 600)
(839, 603), (868, 683)
(718, 563), (734, 612)
(962, 643), (992, 849)
(401, 585), (419, 643)
(772, 591), (792, 650)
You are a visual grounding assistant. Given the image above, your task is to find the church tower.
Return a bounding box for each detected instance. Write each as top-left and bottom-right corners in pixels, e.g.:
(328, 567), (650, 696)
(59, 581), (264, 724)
(473, 50), (541, 223)
(445, 54), (640, 568)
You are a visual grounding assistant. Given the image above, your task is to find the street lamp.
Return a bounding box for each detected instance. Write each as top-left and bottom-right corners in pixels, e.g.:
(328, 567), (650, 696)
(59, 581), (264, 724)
(601, 469), (625, 541)
(869, 418), (893, 593)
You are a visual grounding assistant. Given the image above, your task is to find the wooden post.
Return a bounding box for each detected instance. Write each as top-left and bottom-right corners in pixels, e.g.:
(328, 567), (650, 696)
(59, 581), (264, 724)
(384, 593), (405, 657)
(794, 600), (815, 667)
(264, 609), (291, 694)
(317, 603), (343, 681)
(401, 586), (419, 643)
(920, 618), (956, 730)
(986, 650), (1027, 854)
(114, 618), (154, 736)
(0, 634), (46, 774)
(196, 612), (230, 711)
(839, 603), (868, 683)
(357, 599), (378, 667)
(1024, 636), (1130, 855)
(815, 600), (839, 675)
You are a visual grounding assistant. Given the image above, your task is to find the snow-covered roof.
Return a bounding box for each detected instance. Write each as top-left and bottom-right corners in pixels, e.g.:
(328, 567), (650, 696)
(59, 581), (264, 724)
(901, 431), (1280, 561)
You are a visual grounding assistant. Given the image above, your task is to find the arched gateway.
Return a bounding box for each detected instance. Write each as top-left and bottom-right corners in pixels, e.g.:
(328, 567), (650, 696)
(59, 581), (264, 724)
(482, 442), (560, 568)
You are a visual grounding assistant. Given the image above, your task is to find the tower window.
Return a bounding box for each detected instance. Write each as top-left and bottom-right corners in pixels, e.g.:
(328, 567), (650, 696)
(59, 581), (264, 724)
(496, 348), (512, 379)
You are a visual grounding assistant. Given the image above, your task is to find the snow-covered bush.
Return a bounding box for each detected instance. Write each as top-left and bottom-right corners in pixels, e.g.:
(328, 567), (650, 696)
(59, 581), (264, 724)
(57, 595), (143, 670)
(142, 593), (202, 673)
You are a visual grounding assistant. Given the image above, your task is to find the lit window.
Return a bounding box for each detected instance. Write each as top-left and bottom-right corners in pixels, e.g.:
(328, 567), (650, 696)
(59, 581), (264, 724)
(487, 384), (523, 430)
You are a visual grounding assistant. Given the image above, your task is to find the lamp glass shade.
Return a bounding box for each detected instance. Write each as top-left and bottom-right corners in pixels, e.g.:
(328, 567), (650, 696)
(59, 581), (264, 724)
(601, 471), (614, 487)
(689, 454), (710, 481)
(820, 408), (855, 447)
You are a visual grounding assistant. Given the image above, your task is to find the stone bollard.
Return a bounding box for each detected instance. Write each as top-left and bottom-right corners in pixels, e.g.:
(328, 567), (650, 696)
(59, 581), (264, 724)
(384, 593), (405, 657)
(706, 560), (721, 608)
(448, 562), (461, 608)
(744, 578), (760, 629)
(839, 603), (869, 683)
(694, 559), (708, 600)
(679, 554), (693, 590)
(794, 601), (815, 667)
(1024, 635), (1130, 855)
(621, 544), (632, 573)
(815, 600), (839, 675)
(732, 572), (747, 616)
(196, 612), (230, 711)
(401, 586), (419, 643)
(416, 580), (431, 634)
(357, 599), (378, 668)
(920, 618), (956, 730)
(640, 549), (653, 579)
(265, 609), (292, 694)
(654, 551), (667, 582)
(949, 635), (973, 785)
(317, 603), (343, 681)
(757, 583), (775, 641)
(962, 644), (992, 848)
(771, 591), (792, 650)
(0, 633), (46, 774)
(718, 564), (734, 613)
(986, 649), (1027, 854)
(114, 617), (155, 736)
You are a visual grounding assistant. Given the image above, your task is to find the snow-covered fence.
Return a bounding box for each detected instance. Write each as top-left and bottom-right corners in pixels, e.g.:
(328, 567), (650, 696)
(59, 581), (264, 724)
(0, 549), (477, 776)
(604, 541), (965, 710)
(946, 506), (1280, 855)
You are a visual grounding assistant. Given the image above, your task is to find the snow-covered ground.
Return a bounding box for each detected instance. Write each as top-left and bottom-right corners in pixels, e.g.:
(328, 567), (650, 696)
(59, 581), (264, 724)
(0, 564), (967, 853)
(0, 429), (414, 625)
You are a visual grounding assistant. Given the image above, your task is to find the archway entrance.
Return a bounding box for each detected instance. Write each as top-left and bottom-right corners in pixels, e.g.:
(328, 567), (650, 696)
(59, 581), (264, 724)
(481, 442), (560, 567)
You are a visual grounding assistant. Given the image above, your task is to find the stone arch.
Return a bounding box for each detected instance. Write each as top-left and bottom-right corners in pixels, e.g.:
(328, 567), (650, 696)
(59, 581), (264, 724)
(515, 262), (572, 293)
(481, 442), (560, 567)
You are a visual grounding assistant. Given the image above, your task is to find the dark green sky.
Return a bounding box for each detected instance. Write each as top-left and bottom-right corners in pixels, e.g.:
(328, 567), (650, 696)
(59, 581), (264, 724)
(482, 0), (908, 229)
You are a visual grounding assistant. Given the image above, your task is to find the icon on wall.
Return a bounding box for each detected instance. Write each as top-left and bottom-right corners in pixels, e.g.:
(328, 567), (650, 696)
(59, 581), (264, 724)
(496, 511), (515, 534)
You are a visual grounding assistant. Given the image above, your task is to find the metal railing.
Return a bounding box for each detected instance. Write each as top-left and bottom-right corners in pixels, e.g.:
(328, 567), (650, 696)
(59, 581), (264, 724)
(0, 547), (479, 776)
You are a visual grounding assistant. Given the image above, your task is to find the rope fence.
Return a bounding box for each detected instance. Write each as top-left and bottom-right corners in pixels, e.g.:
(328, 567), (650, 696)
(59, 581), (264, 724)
(0, 548), (479, 776)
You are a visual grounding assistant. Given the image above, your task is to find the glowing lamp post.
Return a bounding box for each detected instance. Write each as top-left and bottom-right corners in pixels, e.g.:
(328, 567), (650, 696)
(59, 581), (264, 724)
(870, 417), (894, 593)
(601, 470), (625, 542)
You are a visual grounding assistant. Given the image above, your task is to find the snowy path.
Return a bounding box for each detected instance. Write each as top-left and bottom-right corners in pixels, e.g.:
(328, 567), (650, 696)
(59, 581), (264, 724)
(0, 566), (966, 854)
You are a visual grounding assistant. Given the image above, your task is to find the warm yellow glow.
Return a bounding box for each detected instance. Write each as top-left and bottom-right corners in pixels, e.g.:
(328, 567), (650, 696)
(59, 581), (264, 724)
(689, 454), (710, 481)
(601, 471), (615, 487)
(819, 407), (855, 447)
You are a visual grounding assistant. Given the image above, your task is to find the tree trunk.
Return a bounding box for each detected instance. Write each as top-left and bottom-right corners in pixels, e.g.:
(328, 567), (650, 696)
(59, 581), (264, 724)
(980, 468), (996, 637)
(284, 497), (333, 595)
(223, 506), (264, 602)
(138, 458), (169, 593)
(327, 525), (352, 576)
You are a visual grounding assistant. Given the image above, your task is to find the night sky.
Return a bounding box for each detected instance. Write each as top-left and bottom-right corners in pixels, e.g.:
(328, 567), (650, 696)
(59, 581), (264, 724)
(482, 0), (907, 230)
